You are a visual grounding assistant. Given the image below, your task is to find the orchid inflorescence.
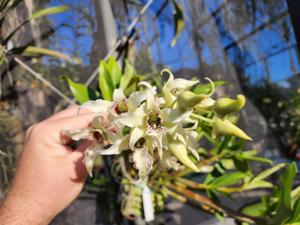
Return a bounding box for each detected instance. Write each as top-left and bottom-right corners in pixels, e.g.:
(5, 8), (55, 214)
(64, 69), (254, 223)
(64, 69), (250, 183)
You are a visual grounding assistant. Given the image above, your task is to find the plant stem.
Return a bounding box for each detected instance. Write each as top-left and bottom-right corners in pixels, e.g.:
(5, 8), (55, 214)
(191, 113), (214, 125)
(166, 183), (256, 224)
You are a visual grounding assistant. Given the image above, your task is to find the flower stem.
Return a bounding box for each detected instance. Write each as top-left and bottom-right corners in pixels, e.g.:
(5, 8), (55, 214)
(191, 113), (214, 125)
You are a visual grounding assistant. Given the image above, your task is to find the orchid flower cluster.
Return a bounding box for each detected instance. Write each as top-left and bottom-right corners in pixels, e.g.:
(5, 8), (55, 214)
(64, 69), (251, 184)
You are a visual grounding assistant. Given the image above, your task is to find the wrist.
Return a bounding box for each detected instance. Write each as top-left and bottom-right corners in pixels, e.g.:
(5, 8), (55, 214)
(0, 192), (54, 225)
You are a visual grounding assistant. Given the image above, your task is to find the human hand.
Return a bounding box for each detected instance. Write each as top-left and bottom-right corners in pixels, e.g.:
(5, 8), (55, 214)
(0, 105), (96, 225)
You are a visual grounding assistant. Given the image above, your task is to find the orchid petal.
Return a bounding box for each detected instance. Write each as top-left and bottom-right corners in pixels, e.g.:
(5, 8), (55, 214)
(130, 149), (153, 180)
(129, 126), (145, 149)
(84, 150), (97, 177)
(128, 91), (148, 110)
(95, 137), (129, 155)
(115, 105), (146, 127)
(166, 78), (199, 93)
(113, 88), (126, 102)
(161, 108), (192, 123)
(63, 128), (94, 141)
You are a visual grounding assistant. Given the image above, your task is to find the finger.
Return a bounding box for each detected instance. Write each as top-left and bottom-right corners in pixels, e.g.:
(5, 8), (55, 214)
(52, 113), (97, 132)
(48, 105), (93, 121)
(47, 105), (92, 121)
(47, 105), (79, 121)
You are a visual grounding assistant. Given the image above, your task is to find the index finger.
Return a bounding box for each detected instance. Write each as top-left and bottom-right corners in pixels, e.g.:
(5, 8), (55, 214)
(47, 105), (92, 122)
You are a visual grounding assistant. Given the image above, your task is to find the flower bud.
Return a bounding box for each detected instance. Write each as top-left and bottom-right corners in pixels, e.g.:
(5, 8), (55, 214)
(177, 91), (206, 111)
(212, 118), (252, 141)
(213, 95), (245, 117)
(168, 140), (200, 172)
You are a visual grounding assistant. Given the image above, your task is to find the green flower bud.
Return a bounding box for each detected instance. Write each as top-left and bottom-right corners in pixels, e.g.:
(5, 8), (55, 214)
(213, 95), (246, 117)
(212, 118), (252, 141)
(177, 91), (206, 111)
(168, 140), (200, 172)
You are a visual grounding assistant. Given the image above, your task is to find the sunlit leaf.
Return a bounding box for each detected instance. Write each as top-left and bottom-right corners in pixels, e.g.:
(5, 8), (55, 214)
(3, 5), (69, 44)
(22, 46), (78, 63)
(120, 60), (140, 96)
(170, 0), (185, 47)
(64, 76), (99, 104)
(251, 163), (286, 183)
(120, 60), (135, 90)
(107, 57), (122, 88)
(98, 60), (114, 101)
(0, 0), (22, 21)
(244, 180), (273, 190)
(30, 5), (69, 19)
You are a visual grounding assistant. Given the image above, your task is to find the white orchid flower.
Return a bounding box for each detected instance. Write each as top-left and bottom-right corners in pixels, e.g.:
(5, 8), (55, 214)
(161, 69), (199, 106)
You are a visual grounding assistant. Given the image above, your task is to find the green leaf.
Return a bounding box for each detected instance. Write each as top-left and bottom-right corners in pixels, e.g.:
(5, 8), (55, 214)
(251, 163), (286, 183)
(209, 171), (245, 187)
(30, 5), (69, 19)
(64, 76), (99, 104)
(170, 0), (185, 47)
(241, 202), (265, 217)
(193, 81), (225, 94)
(0, 0), (22, 21)
(120, 60), (140, 96)
(271, 163), (297, 225)
(238, 150), (272, 164)
(107, 57), (121, 88)
(3, 5), (69, 44)
(120, 60), (135, 90)
(280, 162), (297, 210)
(22, 46), (79, 63)
(244, 180), (273, 190)
(98, 60), (114, 101)
(287, 198), (300, 223)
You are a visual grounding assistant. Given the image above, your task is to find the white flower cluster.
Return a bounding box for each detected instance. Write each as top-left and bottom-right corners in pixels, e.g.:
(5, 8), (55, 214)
(64, 69), (250, 182)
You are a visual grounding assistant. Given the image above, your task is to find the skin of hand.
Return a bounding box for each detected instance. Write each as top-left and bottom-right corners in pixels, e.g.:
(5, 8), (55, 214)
(0, 105), (97, 225)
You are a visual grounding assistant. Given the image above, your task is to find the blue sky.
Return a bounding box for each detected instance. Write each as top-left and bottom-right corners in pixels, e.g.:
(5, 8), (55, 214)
(45, 0), (299, 87)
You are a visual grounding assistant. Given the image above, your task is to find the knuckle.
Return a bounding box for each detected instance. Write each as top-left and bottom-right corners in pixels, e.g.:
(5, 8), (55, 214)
(26, 122), (47, 139)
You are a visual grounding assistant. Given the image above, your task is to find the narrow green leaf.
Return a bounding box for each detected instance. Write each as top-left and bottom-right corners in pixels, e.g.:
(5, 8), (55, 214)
(280, 162), (297, 210)
(120, 60), (135, 90)
(292, 186), (300, 204)
(239, 150), (272, 164)
(0, 0), (22, 21)
(209, 171), (245, 187)
(22, 46), (78, 63)
(120, 60), (140, 96)
(3, 5), (69, 44)
(64, 76), (99, 104)
(98, 60), (114, 101)
(270, 163), (297, 225)
(107, 57), (121, 88)
(170, 0), (185, 47)
(30, 5), (69, 19)
(251, 163), (286, 183)
(244, 180), (273, 190)
(287, 198), (300, 223)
